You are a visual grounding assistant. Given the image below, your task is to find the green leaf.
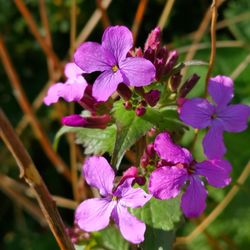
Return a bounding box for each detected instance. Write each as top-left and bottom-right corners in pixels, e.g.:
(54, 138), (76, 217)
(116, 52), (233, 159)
(142, 107), (187, 132)
(94, 226), (129, 250)
(131, 197), (182, 231)
(142, 227), (175, 250)
(54, 125), (116, 155)
(111, 101), (153, 169)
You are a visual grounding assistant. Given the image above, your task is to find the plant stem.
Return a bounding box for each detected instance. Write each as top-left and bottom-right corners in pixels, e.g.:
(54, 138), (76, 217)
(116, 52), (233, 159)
(0, 109), (75, 250)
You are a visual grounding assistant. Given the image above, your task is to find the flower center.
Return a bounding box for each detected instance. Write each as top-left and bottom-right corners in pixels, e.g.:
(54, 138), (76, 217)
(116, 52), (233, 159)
(112, 65), (119, 72)
(211, 113), (217, 119)
(112, 196), (118, 201)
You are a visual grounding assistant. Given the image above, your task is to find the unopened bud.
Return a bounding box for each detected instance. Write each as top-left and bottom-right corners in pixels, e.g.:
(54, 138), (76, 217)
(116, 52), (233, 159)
(144, 47), (156, 63)
(170, 73), (182, 92)
(146, 143), (155, 158)
(123, 101), (132, 110)
(179, 74), (200, 98)
(117, 83), (132, 101)
(164, 50), (179, 74)
(144, 27), (161, 51)
(144, 90), (160, 107)
(135, 106), (146, 116)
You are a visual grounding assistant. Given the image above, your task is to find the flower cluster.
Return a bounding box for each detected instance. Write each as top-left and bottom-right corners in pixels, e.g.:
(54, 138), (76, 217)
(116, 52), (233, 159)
(44, 25), (250, 244)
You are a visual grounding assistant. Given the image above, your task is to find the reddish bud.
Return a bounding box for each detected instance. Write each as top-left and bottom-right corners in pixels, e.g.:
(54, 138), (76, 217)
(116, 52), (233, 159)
(135, 106), (146, 116)
(123, 101), (133, 110)
(117, 83), (132, 100)
(170, 73), (182, 92)
(144, 90), (160, 107)
(179, 74), (200, 98)
(144, 27), (161, 51)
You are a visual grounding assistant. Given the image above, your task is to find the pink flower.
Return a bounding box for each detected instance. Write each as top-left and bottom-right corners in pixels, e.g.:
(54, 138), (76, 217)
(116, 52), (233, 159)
(74, 26), (156, 102)
(44, 63), (87, 105)
(149, 132), (232, 218)
(75, 156), (151, 244)
(180, 75), (250, 159)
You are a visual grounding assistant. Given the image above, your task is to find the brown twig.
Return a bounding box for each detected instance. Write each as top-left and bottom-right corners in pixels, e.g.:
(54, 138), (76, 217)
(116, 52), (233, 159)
(39, 0), (54, 78)
(0, 174), (47, 227)
(96, 0), (110, 29)
(0, 36), (71, 182)
(14, 0), (62, 72)
(70, 0), (77, 57)
(182, 0), (225, 77)
(0, 109), (75, 250)
(131, 0), (149, 44)
(157, 0), (176, 30)
(75, 0), (112, 48)
(205, 0), (218, 97)
(175, 160), (250, 245)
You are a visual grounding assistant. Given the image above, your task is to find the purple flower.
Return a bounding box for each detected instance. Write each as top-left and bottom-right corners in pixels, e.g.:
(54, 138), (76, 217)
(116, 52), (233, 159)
(149, 132), (232, 218)
(74, 26), (156, 102)
(44, 63), (87, 105)
(75, 156), (151, 244)
(180, 75), (250, 159)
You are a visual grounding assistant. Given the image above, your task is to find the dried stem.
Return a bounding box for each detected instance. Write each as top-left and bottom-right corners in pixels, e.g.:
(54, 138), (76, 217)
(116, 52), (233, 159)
(175, 160), (250, 245)
(157, 0), (176, 30)
(0, 109), (75, 250)
(132, 0), (149, 43)
(0, 174), (47, 227)
(96, 0), (110, 29)
(14, 0), (62, 72)
(39, 0), (54, 78)
(230, 53), (250, 80)
(205, 0), (218, 97)
(70, 0), (77, 57)
(75, 0), (112, 48)
(182, 0), (225, 77)
(0, 36), (71, 182)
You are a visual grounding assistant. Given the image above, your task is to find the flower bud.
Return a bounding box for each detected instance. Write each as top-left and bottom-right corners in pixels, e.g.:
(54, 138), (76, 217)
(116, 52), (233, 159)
(169, 73), (182, 92)
(179, 74), (200, 98)
(144, 47), (156, 63)
(164, 50), (179, 74)
(123, 101), (133, 110)
(144, 27), (161, 51)
(135, 106), (146, 116)
(144, 90), (160, 107)
(62, 114), (111, 129)
(117, 83), (132, 101)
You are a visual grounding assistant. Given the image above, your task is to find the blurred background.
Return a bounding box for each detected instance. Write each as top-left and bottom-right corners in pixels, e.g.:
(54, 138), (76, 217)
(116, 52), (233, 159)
(0, 0), (250, 249)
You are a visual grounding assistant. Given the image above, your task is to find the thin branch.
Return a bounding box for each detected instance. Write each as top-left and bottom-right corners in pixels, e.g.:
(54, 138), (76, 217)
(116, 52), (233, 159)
(157, 0), (176, 30)
(39, 0), (54, 78)
(96, 0), (110, 29)
(14, 0), (62, 72)
(0, 109), (75, 250)
(182, 0), (225, 77)
(70, 0), (77, 57)
(0, 174), (47, 227)
(177, 40), (245, 54)
(230, 53), (250, 80)
(0, 36), (71, 182)
(205, 0), (218, 97)
(75, 0), (112, 48)
(175, 160), (250, 245)
(132, 0), (149, 44)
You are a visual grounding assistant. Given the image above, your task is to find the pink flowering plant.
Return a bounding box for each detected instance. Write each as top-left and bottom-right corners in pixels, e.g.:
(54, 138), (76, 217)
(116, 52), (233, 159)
(45, 25), (250, 248)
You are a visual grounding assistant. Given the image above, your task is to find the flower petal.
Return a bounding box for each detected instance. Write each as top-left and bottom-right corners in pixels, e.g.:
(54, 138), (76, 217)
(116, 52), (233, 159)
(119, 57), (156, 87)
(154, 132), (192, 164)
(180, 98), (215, 129)
(74, 42), (114, 73)
(102, 26), (133, 62)
(114, 178), (151, 208)
(112, 205), (146, 244)
(92, 70), (123, 101)
(218, 104), (250, 132)
(208, 75), (234, 107)
(83, 156), (115, 196)
(202, 122), (226, 159)
(181, 176), (207, 218)
(195, 159), (232, 188)
(149, 166), (188, 199)
(43, 81), (87, 105)
(75, 198), (116, 232)
(64, 62), (84, 79)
